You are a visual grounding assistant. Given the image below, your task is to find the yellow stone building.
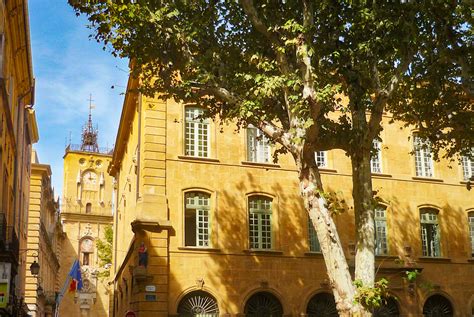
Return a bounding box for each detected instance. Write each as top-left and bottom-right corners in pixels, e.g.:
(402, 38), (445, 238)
(58, 110), (114, 317)
(0, 0), (38, 316)
(109, 75), (474, 317)
(24, 150), (62, 317)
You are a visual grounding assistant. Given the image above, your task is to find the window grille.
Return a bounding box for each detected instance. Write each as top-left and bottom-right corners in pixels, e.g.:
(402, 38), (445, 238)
(375, 206), (388, 256)
(306, 293), (338, 317)
(177, 291), (219, 317)
(371, 139), (382, 173)
(185, 192), (210, 247)
(244, 292), (283, 317)
(422, 295), (453, 316)
(315, 151), (327, 168)
(462, 154), (474, 181)
(249, 196), (272, 250)
(414, 136), (433, 177)
(469, 212), (474, 258)
(247, 126), (270, 163)
(308, 216), (320, 252)
(371, 297), (400, 316)
(185, 107), (209, 158)
(420, 209), (441, 257)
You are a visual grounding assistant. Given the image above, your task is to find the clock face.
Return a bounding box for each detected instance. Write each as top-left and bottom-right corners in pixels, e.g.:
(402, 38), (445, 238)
(81, 238), (94, 252)
(83, 171), (98, 190)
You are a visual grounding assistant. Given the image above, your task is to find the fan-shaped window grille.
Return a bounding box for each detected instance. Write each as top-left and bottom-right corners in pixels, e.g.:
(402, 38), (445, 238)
(423, 295), (453, 317)
(372, 297), (400, 316)
(177, 291), (219, 317)
(306, 293), (338, 317)
(244, 292), (283, 317)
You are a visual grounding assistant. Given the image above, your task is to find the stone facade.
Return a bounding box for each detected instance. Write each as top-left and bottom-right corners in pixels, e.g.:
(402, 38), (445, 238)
(110, 76), (474, 316)
(58, 114), (114, 317)
(0, 0), (38, 315)
(24, 150), (62, 317)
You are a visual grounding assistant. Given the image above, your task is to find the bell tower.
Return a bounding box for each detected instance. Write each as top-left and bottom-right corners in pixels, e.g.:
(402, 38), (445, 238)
(59, 96), (113, 317)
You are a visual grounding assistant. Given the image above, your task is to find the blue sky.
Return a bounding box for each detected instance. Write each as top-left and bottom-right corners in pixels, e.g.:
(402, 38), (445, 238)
(29, 1), (129, 196)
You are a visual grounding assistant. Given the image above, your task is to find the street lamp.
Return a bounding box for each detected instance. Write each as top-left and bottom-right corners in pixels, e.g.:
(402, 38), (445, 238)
(30, 252), (40, 276)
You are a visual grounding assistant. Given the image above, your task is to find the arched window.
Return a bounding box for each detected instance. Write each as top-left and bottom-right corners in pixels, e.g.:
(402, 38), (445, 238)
(371, 139), (383, 173)
(85, 203), (92, 214)
(306, 293), (338, 317)
(185, 107), (210, 158)
(413, 135), (434, 177)
(420, 208), (441, 257)
(177, 290), (219, 316)
(422, 294), (453, 316)
(244, 292), (283, 317)
(371, 297), (400, 316)
(248, 196), (273, 250)
(247, 125), (270, 163)
(185, 192), (211, 247)
(80, 238), (94, 266)
(315, 151), (327, 168)
(469, 212), (474, 258)
(375, 205), (388, 256)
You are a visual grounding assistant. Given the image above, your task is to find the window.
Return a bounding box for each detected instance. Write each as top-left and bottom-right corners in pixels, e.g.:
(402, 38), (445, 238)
(80, 238), (94, 266)
(315, 151), (327, 168)
(374, 206), (388, 255)
(414, 135), (433, 177)
(185, 192), (210, 247)
(85, 203), (92, 214)
(371, 139), (382, 173)
(247, 125), (270, 163)
(462, 153), (474, 181)
(420, 209), (441, 257)
(178, 291), (219, 317)
(249, 196), (272, 250)
(308, 216), (321, 252)
(469, 212), (474, 258)
(185, 107), (209, 158)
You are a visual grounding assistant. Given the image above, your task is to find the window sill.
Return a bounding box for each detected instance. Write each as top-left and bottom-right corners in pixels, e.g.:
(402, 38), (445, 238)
(178, 156), (220, 163)
(243, 249), (283, 255)
(241, 161), (280, 168)
(418, 256), (451, 263)
(375, 255), (400, 260)
(304, 252), (323, 257)
(371, 173), (393, 178)
(177, 247), (221, 252)
(318, 168), (337, 173)
(411, 177), (444, 183)
(467, 258), (474, 263)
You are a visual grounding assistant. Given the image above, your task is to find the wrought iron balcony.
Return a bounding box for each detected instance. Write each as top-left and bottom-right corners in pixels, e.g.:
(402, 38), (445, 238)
(65, 143), (114, 155)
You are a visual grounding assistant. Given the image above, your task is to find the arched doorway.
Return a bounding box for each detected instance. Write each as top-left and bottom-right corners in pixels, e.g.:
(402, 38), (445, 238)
(177, 290), (219, 316)
(423, 294), (453, 317)
(306, 292), (338, 317)
(372, 297), (400, 316)
(244, 291), (283, 317)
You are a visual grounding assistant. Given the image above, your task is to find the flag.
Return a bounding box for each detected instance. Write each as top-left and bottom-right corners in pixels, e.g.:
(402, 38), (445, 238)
(68, 259), (83, 292)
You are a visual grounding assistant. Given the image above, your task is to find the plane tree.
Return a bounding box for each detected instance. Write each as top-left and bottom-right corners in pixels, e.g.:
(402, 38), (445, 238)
(70, 0), (472, 315)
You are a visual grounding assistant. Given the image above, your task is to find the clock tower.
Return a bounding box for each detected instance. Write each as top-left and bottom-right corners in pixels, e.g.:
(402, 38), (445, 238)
(59, 99), (113, 317)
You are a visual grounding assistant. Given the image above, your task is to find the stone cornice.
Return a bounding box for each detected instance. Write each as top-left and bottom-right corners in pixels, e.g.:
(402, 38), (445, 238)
(109, 73), (139, 177)
(60, 212), (113, 223)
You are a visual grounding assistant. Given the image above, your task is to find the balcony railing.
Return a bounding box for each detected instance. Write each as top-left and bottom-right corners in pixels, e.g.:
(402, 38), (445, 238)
(0, 213), (20, 261)
(65, 143), (114, 155)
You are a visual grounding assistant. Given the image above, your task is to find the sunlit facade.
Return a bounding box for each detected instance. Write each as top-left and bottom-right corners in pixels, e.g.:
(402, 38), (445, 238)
(109, 75), (474, 316)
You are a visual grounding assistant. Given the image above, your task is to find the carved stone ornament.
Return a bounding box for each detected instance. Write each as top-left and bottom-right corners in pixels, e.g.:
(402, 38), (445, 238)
(196, 278), (205, 289)
(82, 223), (93, 237)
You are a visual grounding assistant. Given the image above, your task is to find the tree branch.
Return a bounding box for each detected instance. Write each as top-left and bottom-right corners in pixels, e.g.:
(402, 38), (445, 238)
(239, 0), (290, 75)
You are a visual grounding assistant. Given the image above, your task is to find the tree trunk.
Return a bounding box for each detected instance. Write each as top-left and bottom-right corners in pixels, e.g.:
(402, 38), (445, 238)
(351, 150), (376, 316)
(298, 161), (358, 315)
